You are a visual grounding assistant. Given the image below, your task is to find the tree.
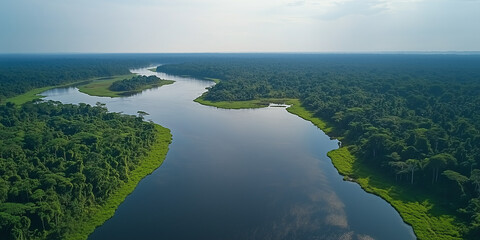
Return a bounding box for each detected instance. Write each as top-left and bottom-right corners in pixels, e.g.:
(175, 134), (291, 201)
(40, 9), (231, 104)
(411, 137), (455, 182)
(389, 160), (407, 182)
(388, 159), (420, 184)
(406, 159), (420, 184)
(364, 133), (392, 160)
(470, 169), (480, 197)
(0, 179), (8, 203)
(427, 153), (456, 184)
(443, 170), (469, 196)
(0, 100), (164, 239)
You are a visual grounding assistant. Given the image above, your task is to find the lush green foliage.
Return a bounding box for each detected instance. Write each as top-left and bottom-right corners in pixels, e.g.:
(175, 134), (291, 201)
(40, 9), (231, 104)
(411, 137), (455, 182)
(5, 87), (58, 106)
(0, 100), (167, 239)
(0, 55), (147, 102)
(76, 74), (137, 98)
(0, 55), (177, 239)
(77, 74), (174, 98)
(158, 54), (480, 239)
(109, 75), (169, 92)
(65, 124), (171, 240)
(194, 93), (295, 109)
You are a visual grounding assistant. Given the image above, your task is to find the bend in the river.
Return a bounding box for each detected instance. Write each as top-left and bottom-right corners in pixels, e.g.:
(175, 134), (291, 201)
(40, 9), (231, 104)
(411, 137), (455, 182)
(42, 67), (415, 240)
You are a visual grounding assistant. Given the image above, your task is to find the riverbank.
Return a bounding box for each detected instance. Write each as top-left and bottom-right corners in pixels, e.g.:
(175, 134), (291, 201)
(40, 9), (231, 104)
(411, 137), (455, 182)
(65, 124), (172, 240)
(4, 74), (175, 104)
(4, 73), (174, 239)
(77, 74), (174, 97)
(3, 80), (91, 105)
(194, 93), (296, 109)
(2, 74), (144, 105)
(4, 86), (57, 105)
(194, 95), (462, 240)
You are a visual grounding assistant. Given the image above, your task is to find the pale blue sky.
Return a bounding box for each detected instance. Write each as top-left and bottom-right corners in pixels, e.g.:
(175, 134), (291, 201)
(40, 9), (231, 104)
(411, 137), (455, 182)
(1, 0), (479, 53)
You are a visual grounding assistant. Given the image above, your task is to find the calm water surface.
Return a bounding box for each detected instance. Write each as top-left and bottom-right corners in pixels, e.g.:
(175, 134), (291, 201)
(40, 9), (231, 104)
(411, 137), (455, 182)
(42, 68), (415, 240)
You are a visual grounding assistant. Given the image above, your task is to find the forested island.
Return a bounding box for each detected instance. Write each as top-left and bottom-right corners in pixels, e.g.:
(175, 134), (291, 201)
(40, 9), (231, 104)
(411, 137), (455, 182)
(158, 54), (480, 239)
(0, 55), (172, 239)
(76, 75), (174, 98)
(109, 75), (174, 95)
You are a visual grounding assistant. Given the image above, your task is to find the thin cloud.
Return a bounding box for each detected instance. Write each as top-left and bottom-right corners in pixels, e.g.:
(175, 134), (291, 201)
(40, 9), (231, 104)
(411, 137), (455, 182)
(318, 0), (388, 20)
(0, 0), (479, 52)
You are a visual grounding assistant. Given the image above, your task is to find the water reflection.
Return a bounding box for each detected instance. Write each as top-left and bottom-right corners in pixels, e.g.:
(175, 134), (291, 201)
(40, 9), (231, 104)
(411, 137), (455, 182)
(41, 67), (415, 240)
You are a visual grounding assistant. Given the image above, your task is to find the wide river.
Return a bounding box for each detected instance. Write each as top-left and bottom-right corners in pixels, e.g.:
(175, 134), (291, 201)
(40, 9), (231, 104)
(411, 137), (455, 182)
(42, 67), (415, 240)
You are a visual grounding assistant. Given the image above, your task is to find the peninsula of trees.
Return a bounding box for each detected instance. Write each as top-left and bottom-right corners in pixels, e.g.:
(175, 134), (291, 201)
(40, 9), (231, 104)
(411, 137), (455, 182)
(0, 55), (173, 239)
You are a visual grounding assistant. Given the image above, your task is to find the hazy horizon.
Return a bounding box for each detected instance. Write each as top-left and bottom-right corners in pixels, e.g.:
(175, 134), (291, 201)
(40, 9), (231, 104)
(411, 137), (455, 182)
(1, 0), (479, 53)
(2, 51), (480, 55)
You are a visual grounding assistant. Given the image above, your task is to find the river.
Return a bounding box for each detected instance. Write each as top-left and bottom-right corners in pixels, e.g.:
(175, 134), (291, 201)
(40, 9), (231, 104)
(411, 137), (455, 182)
(42, 67), (415, 240)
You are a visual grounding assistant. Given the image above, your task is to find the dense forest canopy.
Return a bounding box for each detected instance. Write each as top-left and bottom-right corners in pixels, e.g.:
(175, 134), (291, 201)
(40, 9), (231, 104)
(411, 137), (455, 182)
(0, 54), (177, 239)
(2, 53), (480, 238)
(0, 101), (162, 239)
(109, 75), (165, 92)
(158, 54), (480, 237)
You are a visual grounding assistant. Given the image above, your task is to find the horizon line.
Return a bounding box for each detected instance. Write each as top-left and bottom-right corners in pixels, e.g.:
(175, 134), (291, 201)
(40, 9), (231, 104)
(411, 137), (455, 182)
(1, 51), (480, 55)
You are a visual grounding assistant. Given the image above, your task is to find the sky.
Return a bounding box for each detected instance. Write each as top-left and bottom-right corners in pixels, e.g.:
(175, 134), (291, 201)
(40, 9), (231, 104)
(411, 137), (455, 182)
(0, 0), (479, 53)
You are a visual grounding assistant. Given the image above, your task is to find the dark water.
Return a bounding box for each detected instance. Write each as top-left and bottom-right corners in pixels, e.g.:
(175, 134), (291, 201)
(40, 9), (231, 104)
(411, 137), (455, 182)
(42, 68), (415, 240)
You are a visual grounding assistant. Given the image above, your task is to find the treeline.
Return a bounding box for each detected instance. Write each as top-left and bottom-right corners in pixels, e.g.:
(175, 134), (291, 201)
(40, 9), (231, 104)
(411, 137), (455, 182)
(0, 101), (161, 239)
(109, 75), (163, 92)
(0, 55), (152, 102)
(158, 54), (480, 237)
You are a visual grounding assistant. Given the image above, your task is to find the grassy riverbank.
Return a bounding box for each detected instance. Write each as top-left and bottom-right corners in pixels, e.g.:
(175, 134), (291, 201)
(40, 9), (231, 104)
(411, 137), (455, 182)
(194, 93), (296, 109)
(3, 80), (90, 105)
(65, 124), (172, 240)
(4, 73), (174, 104)
(3, 74), (146, 104)
(286, 101), (462, 240)
(3, 72), (174, 239)
(327, 147), (462, 240)
(4, 86), (56, 105)
(78, 74), (174, 97)
(195, 96), (462, 240)
(204, 77), (220, 83)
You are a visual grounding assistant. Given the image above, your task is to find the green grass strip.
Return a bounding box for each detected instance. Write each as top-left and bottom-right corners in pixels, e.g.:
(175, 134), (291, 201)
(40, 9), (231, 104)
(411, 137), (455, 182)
(3, 79), (91, 106)
(2, 74), (139, 105)
(290, 101), (462, 240)
(4, 87), (55, 105)
(194, 93), (296, 109)
(65, 124), (172, 240)
(329, 147), (462, 240)
(203, 77), (220, 84)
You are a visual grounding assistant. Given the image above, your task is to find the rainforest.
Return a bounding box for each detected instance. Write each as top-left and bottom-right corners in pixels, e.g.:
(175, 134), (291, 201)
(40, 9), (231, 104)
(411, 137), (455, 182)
(158, 53), (480, 239)
(1, 53), (480, 240)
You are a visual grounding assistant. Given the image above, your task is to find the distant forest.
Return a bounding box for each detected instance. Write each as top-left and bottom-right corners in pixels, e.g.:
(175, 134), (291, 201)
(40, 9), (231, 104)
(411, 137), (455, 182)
(0, 53), (195, 102)
(158, 54), (480, 237)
